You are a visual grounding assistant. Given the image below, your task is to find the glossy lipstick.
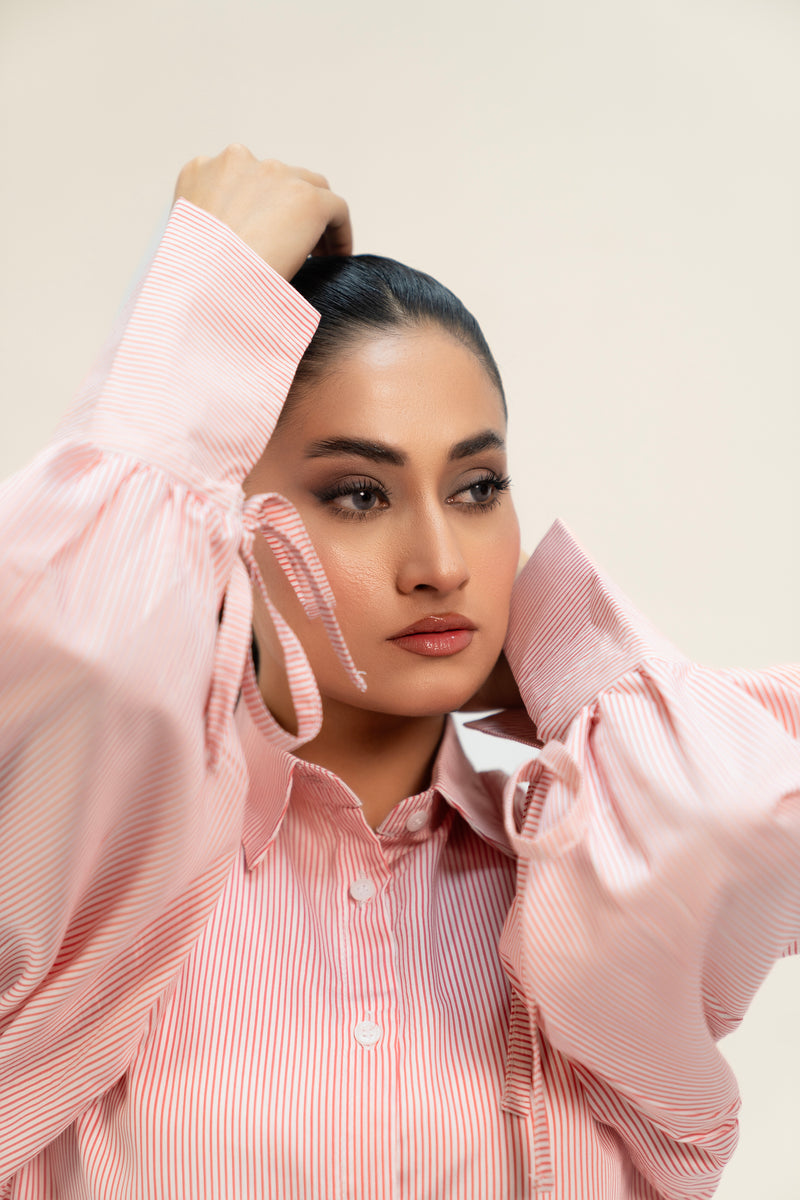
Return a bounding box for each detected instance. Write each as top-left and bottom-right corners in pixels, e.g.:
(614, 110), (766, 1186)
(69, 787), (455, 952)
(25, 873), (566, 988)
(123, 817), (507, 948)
(388, 614), (476, 657)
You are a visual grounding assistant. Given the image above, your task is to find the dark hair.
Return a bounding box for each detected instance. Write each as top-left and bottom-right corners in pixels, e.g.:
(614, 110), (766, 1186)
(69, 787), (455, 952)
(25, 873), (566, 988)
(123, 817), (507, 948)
(286, 254), (506, 414)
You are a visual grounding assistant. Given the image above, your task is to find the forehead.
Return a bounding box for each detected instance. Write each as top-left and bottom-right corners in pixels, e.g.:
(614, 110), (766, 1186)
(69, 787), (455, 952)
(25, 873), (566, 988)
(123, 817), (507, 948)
(280, 327), (507, 448)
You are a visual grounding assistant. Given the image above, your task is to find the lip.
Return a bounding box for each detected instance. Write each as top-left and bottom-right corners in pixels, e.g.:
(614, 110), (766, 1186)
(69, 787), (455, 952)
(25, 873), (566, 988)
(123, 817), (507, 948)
(388, 613), (477, 658)
(389, 613), (476, 639)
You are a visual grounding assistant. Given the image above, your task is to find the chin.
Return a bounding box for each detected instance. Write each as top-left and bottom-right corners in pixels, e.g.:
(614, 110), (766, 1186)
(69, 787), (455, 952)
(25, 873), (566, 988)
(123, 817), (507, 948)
(315, 643), (501, 720)
(346, 676), (484, 720)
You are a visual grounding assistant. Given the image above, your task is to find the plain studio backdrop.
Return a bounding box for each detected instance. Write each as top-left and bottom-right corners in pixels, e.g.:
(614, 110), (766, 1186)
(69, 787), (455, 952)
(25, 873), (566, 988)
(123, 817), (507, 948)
(1, 0), (798, 1194)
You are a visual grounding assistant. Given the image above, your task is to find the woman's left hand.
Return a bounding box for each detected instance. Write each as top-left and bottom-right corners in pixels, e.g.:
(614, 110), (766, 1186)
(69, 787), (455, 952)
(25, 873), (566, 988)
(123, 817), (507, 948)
(459, 548), (529, 711)
(458, 650), (523, 711)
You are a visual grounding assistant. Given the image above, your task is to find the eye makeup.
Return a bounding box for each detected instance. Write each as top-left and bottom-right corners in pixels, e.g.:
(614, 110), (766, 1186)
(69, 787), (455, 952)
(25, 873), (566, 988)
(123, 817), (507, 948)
(313, 477), (392, 520)
(311, 469), (511, 522)
(449, 472), (511, 511)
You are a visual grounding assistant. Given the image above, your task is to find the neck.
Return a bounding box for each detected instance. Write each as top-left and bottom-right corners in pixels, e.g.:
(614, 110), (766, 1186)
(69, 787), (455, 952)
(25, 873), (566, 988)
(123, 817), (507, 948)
(293, 702), (448, 829)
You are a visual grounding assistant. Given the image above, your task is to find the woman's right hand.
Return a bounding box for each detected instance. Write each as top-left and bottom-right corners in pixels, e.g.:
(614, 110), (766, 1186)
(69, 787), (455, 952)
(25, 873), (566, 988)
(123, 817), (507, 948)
(174, 145), (352, 280)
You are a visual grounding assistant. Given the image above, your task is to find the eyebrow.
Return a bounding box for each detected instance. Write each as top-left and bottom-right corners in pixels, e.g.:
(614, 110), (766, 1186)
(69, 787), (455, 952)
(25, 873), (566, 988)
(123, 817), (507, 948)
(448, 430), (506, 460)
(304, 429), (505, 466)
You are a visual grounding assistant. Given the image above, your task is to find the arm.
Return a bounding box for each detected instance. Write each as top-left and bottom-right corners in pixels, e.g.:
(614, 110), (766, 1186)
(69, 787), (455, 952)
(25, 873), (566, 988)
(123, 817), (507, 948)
(499, 520), (800, 1199)
(0, 149), (344, 1176)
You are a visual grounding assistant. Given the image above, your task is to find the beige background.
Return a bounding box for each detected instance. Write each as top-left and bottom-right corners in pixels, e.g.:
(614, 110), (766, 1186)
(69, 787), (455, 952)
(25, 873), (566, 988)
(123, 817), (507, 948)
(1, 0), (798, 1193)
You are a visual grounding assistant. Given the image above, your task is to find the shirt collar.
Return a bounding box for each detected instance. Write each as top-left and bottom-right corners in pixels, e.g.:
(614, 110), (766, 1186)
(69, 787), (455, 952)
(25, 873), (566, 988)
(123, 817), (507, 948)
(236, 672), (296, 870)
(236, 687), (519, 870)
(430, 718), (518, 857)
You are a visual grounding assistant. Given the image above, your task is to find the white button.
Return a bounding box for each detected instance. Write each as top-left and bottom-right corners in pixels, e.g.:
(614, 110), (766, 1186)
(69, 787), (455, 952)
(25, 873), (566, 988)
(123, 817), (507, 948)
(348, 877), (376, 904)
(354, 1019), (381, 1047)
(405, 810), (427, 833)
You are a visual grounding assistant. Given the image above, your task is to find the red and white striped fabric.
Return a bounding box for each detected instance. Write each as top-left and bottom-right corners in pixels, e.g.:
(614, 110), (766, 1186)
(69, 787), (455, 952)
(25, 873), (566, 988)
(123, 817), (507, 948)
(1, 201), (798, 1198)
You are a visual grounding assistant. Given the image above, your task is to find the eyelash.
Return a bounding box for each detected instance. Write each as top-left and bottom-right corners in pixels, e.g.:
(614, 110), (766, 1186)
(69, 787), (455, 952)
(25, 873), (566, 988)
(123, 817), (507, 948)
(452, 473), (512, 514)
(314, 473), (511, 522)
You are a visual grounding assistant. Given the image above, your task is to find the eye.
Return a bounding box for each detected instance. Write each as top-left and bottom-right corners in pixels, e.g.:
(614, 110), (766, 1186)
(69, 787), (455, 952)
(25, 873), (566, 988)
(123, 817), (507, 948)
(450, 472), (511, 510)
(338, 487), (383, 513)
(315, 477), (391, 520)
(465, 479), (497, 503)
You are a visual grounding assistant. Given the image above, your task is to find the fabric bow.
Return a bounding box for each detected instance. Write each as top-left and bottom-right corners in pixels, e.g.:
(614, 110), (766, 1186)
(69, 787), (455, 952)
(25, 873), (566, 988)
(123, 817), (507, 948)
(502, 738), (586, 863)
(205, 491), (365, 765)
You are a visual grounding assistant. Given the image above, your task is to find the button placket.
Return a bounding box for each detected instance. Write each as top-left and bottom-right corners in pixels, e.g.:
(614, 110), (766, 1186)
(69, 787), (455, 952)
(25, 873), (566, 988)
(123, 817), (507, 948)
(339, 845), (392, 1066)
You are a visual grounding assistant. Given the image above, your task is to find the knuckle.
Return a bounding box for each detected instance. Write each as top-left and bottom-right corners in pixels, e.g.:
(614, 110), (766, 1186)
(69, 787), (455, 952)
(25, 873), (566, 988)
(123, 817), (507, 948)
(174, 156), (202, 191)
(260, 156), (286, 175)
(290, 175), (314, 201)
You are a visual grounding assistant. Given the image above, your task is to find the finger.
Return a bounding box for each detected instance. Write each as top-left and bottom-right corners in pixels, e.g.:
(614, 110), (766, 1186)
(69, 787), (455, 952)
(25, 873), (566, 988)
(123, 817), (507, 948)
(314, 191), (353, 257)
(287, 165), (331, 190)
(312, 227), (353, 258)
(224, 142), (257, 161)
(311, 223), (353, 259)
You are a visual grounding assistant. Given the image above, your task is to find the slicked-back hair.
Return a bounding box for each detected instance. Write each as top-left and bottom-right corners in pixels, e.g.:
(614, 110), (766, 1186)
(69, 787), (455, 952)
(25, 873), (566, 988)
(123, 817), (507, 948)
(286, 254), (506, 414)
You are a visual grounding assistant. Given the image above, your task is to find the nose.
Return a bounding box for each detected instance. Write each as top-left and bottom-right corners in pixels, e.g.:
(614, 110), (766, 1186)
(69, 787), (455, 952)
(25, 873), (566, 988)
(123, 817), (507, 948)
(395, 508), (470, 596)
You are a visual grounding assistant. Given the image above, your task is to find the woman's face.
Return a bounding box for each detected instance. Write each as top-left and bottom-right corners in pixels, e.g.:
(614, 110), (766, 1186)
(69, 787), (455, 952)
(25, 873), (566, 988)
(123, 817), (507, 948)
(245, 324), (520, 728)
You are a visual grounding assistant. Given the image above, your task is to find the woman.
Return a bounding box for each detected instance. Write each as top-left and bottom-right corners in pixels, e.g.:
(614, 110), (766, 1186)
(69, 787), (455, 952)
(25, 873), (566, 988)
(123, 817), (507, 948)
(0, 147), (798, 1199)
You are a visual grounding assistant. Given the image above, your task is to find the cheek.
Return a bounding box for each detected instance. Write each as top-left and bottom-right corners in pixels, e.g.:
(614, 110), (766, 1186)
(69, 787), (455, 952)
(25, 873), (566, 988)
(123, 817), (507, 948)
(313, 534), (393, 630)
(255, 523), (392, 647)
(321, 539), (383, 588)
(474, 514), (521, 600)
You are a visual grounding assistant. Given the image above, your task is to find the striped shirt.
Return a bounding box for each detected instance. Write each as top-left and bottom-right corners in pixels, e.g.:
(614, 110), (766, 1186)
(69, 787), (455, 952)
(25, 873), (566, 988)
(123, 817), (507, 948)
(1, 201), (798, 1198)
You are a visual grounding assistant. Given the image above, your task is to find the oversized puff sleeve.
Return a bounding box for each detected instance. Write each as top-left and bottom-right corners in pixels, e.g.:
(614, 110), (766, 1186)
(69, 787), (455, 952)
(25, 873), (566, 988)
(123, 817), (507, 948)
(0, 201), (334, 1178)
(498, 519), (800, 1198)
